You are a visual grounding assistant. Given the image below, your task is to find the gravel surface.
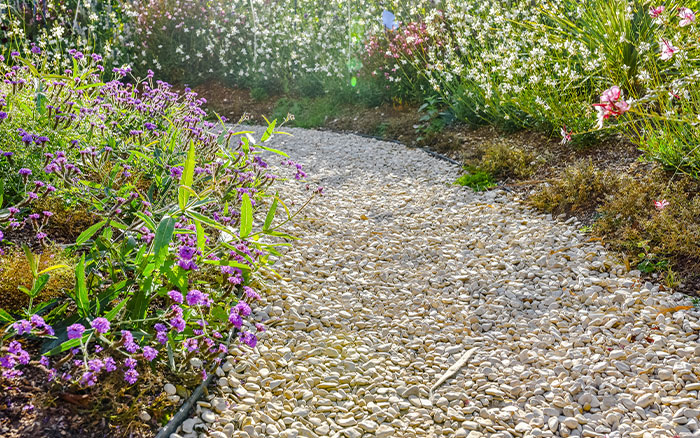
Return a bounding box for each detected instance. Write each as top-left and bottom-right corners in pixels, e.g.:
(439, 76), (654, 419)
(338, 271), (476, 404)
(170, 127), (700, 438)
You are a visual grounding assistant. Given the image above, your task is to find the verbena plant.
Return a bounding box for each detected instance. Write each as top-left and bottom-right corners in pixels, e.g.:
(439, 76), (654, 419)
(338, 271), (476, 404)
(0, 48), (319, 392)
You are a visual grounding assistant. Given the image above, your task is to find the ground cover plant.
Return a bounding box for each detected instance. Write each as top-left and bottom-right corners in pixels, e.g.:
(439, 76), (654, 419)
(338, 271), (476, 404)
(0, 47), (317, 435)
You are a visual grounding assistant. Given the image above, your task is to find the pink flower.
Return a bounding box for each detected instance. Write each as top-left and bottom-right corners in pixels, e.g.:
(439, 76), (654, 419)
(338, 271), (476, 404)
(593, 86), (630, 129)
(660, 39), (679, 60)
(654, 199), (670, 210)
(679, 7), (695, 26)
(649, 6), (665, 18)
(560, 126), (572, 145)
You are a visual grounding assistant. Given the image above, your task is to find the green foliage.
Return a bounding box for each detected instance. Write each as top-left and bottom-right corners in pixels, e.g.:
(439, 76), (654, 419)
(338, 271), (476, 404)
(0, 50), (317, 397)
(455, 167), (496, 191)
(478, 141), (537, 180)
(596, 169), (700, 265)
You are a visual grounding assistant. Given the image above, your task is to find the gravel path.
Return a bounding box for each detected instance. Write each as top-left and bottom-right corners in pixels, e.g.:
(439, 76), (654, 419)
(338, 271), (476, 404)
(173, 128), (700, 438)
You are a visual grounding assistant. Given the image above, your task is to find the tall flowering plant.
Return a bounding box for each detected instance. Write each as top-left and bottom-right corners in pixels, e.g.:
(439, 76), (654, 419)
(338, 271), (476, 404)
(0, 49), (318, 393)
(0, 0), (132, 71)
(361, 18), (441, 102)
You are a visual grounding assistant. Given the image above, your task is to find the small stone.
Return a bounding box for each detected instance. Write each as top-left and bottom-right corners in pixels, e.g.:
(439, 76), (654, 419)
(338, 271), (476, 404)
(292, 407), (310, 417)
(515, 422), (531, 433)
(164, 383), (177, 395)
(337, 416), (357, 427)
(358, 419), (378, 432)
(376, 425), (396, 438)
(182, 418), (197, 434)
(637, 394), (654, 409)
(562, 417), (579, 429)
(201, 410), (216, 423)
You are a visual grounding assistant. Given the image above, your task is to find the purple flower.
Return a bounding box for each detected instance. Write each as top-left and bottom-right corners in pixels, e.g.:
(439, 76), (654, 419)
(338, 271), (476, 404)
(31, 46), (41, 54)
(0, 355), (17, 369)
(30, 314), (54, 335)
(0, 112), (7, 120)
(240, 331), (257, 348)
(142, 346), (158, 361)
(255, 323), (266, 332)
(243, 286), (261, 301)
(167, 290), (183, 303)
(39, 356), (50, 368)
(178, 246), (197, 260)
(171, 317), (186, 333)
(228, 312), (242, 328)
(88, 358), (104, 373)
(8, 341), (23, 354)
(104, 357), (117, 372)
(19, 168), (32, 176)
(234, 301), (252, 317)
(170, 166), (183, 179)
(186, 289), (206, 306)
(10, 51), (19, 57)
(124, 358), (137, 369)
(156, 331), (168, 344)
(177, 259), (198, 270)
(67, 323), (85, 340)
(124, 368), (139, 385)
(36, 232), (47, 241)
(183, 338), (198, 352)
(80, 372), (97, 387)
(91, 317), (110, 334)
(121, 330), (140, 353)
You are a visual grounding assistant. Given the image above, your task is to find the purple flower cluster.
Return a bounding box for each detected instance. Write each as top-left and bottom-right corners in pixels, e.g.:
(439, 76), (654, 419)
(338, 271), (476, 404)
(13, 315), (54, 336)
(67, 323), (86, 340)
(282, 159), (307, 180)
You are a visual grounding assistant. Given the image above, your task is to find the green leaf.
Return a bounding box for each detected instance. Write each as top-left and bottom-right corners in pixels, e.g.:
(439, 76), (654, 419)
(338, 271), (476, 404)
(30, 274), (50, 298)
(240, 193), (253, 238)
(263, 197), (278, 231)
(257, 145), (289, 157)
(152, 215), (176, 270)
(75, 254), (89, 317)
(211, 305), (229, 323)
(260, 118), (277, 142)
(195, 219), (206, 251)
(127, 276), (154, 322)
(135, 212), (157, 232)
(105, 298), (128, 321)
(22, 244), (38, 278)
(75, 220), (108, 245)
(38, 264), (69, 275)
(0, 308), (14, 323)
(178, 141), (196, 210)
(185, 209), (232, 235)
(46, 337), (82, 357)
(18, 286), (32, 297)
(263, 230), (299, 240)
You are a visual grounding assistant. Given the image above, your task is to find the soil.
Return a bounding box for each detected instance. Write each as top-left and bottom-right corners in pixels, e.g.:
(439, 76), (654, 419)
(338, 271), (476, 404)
(0, 341), (157, 438)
